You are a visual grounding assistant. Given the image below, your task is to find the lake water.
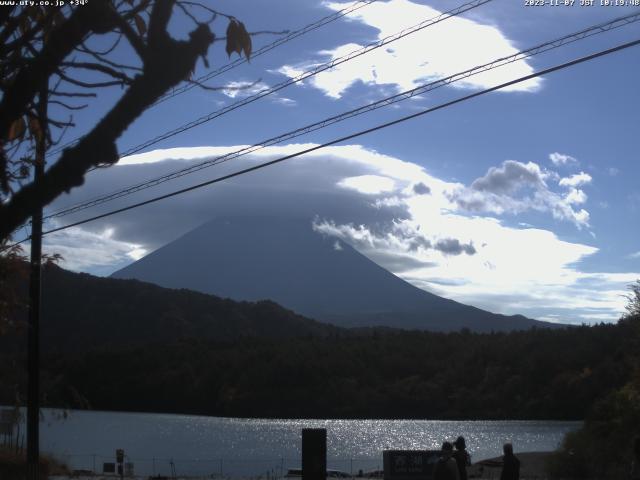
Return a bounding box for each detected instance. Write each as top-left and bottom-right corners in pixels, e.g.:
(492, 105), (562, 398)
(24, 409), (579, 477)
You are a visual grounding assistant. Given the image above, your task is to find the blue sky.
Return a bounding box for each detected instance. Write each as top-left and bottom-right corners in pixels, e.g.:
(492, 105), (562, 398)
(38, 0), (640, 325)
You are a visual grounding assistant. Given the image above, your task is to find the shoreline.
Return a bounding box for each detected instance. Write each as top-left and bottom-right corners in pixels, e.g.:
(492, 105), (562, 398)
(48, 451), (554, 480)
(470, 451), (552, 479)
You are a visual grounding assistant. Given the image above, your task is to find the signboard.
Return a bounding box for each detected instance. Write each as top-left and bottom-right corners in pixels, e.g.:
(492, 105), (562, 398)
(103, 463), (116, 473)
(0, 409), (16, 434)
(0, 409), (15, 422)
(302, 428), (326, 480)
(0, 421), (12, 435)
(383, 450), (442, 480)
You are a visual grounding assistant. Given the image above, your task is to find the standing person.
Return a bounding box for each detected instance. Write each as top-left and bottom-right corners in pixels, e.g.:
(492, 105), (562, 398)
(433, 442), (460, 480)
(500, 443), (520, 480)
(631, 437), (640, 480)
(453, 436), (471, 480)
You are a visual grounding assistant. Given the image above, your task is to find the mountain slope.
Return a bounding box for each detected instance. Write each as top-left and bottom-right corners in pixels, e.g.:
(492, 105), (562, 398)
(1, 263), (340, 354)
(112, 216), (551, 332)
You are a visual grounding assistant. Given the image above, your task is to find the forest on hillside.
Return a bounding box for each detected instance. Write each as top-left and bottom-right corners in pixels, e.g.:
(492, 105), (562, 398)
(1, 264), (639, 423)
(1, 318), (637, 420)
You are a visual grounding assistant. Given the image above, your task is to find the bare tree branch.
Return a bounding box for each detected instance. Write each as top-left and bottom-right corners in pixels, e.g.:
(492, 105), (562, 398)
(48, 100), (88, 111)
(0, 11), (216, 240)
(0, 2), (113, 140)
(76, 41), (142, 71)
(60, 61), (134, 83)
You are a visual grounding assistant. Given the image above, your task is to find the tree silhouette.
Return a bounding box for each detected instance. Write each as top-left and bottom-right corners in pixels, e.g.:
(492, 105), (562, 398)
(0, 0), (252, 242)
(625, 280), (640, 318)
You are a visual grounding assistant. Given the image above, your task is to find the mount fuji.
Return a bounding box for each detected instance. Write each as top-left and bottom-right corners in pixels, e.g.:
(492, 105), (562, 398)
(112, 215), (552, 332)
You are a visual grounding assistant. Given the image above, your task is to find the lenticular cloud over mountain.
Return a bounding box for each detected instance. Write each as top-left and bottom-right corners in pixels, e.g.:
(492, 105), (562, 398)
(111, 215), (548, 332)
(45, 144), (638, 325)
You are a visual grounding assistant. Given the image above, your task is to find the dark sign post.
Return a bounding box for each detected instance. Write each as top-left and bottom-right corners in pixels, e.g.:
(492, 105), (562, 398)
(302, 428), (326, 480)
(383, 450), (443, 480)
(116, 449), (125, 480)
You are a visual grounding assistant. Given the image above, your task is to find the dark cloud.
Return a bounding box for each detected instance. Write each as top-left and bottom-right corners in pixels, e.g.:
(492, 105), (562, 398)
(434, 238), (476, 256)
(412, 182), (431, 195)
(471, 160), (545, 194)
(408, 236), (432, 251)
(45, 153), (411, 251)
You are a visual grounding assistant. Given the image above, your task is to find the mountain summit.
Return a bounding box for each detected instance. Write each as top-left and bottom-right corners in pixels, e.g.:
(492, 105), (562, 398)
(112, 216), (550, 332)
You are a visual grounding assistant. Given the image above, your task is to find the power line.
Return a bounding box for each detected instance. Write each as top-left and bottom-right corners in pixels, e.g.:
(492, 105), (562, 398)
(23, 37), (639, 244)
(44, 0), (494, 218)
(114, 0), (493, 159)
(153, 0), (377, 105)
(44, 10), (640, 221)
(48, 0), (378, 156)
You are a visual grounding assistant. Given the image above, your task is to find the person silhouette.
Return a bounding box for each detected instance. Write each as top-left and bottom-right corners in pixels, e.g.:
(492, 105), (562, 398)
(453, 436), (471, 480)
(434, 442), (460, 480)
(500, 443), (520, 480)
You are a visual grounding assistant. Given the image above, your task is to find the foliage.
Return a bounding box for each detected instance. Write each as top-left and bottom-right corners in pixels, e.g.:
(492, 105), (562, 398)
(625, 280), (640, 318)
(9, 321), (630, 420)
(0, 242), (27, 335)
(2, 265), (638, 421)
(0, 444), (70, 479)
(547, 312), (640, 479)
(0, 1), (252, 242)
(15, 263), (340, 350)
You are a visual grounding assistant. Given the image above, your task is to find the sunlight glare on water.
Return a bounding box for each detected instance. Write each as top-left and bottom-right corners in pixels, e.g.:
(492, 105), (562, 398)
(30, 409), (579, 477)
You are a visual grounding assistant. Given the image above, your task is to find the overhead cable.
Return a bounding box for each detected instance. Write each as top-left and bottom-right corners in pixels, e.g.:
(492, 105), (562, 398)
(23, 37), (638, 245)
(44, 10), (640, 221)
(48, 0), (378, 156)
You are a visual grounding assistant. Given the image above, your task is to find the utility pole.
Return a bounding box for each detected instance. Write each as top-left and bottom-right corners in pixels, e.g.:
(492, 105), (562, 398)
(27, 81), (47, 480)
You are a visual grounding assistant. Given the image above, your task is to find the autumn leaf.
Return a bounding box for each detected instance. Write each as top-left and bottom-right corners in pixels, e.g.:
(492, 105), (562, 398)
(19, 165), (30, 179)
(225, 19), (241, 57)
(237, 21), (252, 61)
(19, 15), (30, 35)
(134, 14), (146, 36)
(28, 117), (43, 143)
(52, 10), (65, 27)
(7, 118), (26, 142)
(225, 20), (252, 61)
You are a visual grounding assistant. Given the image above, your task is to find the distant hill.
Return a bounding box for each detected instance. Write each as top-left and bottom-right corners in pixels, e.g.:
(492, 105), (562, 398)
(113, 216), (553, 332)
(6, 320), (634, 420)
(2, 264), (340, 354)
(2, 262), (635, 420)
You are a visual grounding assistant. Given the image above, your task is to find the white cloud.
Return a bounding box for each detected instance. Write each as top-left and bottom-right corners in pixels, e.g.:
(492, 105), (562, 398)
(449, 160), (591, 228)
(564, 188), (587, 205)
(52, 144), (635, 324)
(559, 172), (592, 188)
(549, 152), (578, 166)
(37, 225), (147, 275)
(119, 146), (245, 165)
(338, 174), (396, 194)
(221, 81), (268, 99)
(609, 167), (619, 176)
(629, 251), (640, 259)
(277, 0), (540, 99)
(219, 81), (296, 106)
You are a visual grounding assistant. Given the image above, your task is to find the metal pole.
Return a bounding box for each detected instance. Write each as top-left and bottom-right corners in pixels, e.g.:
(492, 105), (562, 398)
(27, 81), (47, 480)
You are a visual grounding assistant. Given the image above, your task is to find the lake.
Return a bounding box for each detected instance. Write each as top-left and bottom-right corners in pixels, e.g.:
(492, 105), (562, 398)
(24, 409), (580, 477)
